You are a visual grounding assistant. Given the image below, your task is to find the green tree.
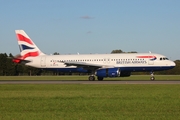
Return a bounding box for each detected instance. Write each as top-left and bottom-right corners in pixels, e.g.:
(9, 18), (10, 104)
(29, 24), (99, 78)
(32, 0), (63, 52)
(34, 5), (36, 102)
(5, 53), (16, 75)
(0, 53), (8, 75)
(111, 49), (137, 53)
(127, 51), (137, 53)
(111, 49), (124, 53)
(53, 52), (60, 55)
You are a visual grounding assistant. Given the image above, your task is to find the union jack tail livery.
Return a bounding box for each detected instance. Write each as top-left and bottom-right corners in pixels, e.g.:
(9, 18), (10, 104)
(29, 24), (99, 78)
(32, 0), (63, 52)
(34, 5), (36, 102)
(15, 30), (45, 59)
(13, 30), (45, 63)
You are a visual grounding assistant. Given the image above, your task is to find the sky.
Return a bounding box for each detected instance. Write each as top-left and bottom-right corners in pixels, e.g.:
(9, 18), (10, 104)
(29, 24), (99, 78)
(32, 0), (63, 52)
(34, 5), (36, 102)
(0, 0), (180, 60)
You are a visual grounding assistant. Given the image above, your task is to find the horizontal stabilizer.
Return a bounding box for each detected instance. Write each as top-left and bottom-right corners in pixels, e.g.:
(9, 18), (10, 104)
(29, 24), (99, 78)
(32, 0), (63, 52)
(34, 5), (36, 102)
(9, 54), (31, 64)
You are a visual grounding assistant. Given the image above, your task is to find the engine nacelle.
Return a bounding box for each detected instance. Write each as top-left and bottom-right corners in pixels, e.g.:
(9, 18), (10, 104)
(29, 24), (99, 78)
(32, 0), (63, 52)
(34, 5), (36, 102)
(95, 68), (120, 78)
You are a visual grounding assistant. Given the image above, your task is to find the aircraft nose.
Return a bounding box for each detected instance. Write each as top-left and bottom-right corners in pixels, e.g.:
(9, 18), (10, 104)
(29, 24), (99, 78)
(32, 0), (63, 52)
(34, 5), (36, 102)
(170, 61), (176, 67)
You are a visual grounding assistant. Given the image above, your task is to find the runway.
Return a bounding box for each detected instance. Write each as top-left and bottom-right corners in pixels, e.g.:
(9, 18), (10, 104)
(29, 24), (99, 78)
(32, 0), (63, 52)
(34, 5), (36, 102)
(0, 80), (180, 84)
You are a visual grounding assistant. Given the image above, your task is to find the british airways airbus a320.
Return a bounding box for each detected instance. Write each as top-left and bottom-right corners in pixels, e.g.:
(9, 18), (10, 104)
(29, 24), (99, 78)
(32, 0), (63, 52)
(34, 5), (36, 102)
(12, 30), (176, 81)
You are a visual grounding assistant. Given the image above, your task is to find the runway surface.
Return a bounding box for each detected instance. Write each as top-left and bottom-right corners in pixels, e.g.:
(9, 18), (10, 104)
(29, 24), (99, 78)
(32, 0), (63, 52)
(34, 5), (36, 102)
(0, 80), (180, 84)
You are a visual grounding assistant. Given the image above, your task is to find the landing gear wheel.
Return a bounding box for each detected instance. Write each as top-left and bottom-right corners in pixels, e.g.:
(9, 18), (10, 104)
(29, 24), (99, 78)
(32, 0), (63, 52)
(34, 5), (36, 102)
(150, 76), (155, 81)
(89, 76), (95, 81)
(150, 71), (155, 81)
(97, 77), (104, 81)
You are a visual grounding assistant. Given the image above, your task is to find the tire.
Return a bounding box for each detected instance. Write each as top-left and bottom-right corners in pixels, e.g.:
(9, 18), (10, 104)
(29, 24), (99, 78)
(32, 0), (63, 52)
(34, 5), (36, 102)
(150, 76), (155, 81)
(89, 76), (95, 81)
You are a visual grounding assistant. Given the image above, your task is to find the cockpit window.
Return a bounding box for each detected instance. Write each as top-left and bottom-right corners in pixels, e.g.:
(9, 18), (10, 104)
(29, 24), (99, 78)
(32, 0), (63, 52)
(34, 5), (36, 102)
(160, 57), (169, 60)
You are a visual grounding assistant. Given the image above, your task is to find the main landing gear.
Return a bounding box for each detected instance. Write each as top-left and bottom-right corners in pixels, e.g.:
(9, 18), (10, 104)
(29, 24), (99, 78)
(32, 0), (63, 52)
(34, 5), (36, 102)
(88, 75), (104, 81)
(150, 72), (155, 81)
(88, 75), (95, 81)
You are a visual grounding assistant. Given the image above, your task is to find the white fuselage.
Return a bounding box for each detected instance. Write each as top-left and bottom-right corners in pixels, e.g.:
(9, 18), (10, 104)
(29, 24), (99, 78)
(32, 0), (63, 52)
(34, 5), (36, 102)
(14, 30), (176, 80)
(25, 53), (175, 72)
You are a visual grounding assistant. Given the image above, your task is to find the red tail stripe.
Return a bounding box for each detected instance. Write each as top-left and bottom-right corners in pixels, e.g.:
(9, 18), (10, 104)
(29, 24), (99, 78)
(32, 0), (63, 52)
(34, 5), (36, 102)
(16, 34), (33, 45)
(22, 51), (39, 59)
(12, 51), (39, 63)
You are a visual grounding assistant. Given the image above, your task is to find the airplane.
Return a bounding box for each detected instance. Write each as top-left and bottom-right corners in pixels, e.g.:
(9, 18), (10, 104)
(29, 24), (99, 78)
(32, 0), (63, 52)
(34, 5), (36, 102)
(12, 30), (176, 81)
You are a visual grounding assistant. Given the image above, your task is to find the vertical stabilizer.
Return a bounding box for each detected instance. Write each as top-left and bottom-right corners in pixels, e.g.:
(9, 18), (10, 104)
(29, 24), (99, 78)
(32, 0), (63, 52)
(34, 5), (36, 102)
(15, 30), (45, 59)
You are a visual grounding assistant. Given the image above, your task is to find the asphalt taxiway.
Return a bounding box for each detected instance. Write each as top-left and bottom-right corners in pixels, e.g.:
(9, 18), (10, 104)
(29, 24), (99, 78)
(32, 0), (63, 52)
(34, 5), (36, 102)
(0, 80), (180, 84)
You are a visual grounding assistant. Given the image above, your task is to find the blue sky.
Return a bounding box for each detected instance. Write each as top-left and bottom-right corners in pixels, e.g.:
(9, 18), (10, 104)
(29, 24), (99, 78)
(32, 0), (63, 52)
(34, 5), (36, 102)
(0, 0), (180, 60)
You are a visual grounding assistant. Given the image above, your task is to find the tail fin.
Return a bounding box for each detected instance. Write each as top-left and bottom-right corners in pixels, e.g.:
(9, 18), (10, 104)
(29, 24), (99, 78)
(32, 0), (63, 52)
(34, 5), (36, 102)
(15, 30), (45, 60)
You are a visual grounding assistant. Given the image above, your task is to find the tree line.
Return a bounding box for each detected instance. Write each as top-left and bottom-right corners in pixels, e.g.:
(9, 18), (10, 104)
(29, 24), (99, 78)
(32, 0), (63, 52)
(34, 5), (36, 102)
(0, 51), (179, 76)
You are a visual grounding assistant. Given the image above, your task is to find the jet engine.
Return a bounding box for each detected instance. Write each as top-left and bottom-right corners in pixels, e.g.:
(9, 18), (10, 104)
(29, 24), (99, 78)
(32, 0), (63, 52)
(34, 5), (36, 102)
(95, 68), (131, 78)
(95, 68), (120, 77)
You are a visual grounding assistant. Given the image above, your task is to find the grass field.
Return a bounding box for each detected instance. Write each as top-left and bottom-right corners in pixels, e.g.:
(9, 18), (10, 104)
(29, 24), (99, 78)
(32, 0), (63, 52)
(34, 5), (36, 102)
(0, 84), (180, 120)
(0, 75), (179, 80)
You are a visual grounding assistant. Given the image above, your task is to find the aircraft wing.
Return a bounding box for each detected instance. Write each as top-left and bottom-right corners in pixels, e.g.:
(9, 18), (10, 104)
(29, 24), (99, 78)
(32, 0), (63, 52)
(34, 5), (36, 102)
(62, 61), (113, 70)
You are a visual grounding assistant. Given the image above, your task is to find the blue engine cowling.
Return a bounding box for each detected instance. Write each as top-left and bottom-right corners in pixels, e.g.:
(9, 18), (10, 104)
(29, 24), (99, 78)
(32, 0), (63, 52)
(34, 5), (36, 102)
(95, 68), (120, 78)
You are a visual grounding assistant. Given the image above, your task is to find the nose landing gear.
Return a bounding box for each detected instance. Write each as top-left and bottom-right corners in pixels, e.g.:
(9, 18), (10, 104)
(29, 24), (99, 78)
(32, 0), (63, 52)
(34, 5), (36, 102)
(150, 72), (155, 81)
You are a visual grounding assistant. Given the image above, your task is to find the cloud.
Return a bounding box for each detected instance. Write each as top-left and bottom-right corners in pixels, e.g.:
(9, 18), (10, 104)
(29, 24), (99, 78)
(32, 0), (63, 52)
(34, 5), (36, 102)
(80, 16), (94, 19)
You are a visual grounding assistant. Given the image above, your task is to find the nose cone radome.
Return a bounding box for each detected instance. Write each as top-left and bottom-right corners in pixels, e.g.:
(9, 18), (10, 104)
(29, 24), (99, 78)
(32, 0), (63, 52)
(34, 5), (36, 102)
(170, 61), (176, 67)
